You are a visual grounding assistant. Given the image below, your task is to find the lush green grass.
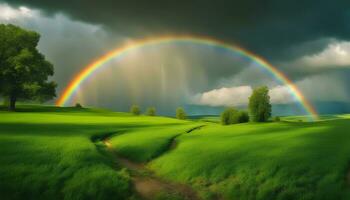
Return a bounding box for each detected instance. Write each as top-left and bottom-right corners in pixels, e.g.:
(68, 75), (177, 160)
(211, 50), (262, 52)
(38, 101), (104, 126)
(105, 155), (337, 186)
(149, 119), (350, 200)
(282, 114), (350, 122)
(0, 105), (194, 200)
(109, 123), (202, 162)
(188, 115), (220, 123)
(2, 105), (350, 200)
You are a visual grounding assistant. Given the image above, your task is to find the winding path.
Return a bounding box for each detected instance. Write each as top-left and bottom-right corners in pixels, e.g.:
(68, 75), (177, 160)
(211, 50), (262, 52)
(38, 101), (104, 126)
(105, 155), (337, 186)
(102, 125), (205, 200)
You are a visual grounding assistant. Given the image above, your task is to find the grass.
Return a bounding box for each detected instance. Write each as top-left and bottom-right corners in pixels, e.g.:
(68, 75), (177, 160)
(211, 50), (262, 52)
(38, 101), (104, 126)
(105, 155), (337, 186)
(0, 105), (195, 200)
(2, 105), (350, 200)
(109, 123), (202, 162)
(282, 114), (350, 122)
(149, 120), (350, 200)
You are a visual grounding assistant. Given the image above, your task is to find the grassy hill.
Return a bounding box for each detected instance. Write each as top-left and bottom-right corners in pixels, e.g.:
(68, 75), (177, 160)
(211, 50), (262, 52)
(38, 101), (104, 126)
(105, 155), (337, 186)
(1, 105), (350, 200)
(0, 105), (198, 200)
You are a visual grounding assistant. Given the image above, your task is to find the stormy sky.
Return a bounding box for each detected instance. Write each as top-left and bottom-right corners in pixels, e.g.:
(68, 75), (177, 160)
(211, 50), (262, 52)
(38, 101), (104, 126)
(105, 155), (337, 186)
(1, 0), (349, 115)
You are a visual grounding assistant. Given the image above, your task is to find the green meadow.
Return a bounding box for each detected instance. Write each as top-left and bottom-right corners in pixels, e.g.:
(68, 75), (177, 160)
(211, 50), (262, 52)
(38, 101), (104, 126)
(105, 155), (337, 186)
(1, 105), (350, 200)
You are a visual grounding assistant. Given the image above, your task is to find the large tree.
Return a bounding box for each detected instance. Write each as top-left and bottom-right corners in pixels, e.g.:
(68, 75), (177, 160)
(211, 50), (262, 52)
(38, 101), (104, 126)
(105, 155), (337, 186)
(0, 24), (56, 110)
(248, 86), (272, 122)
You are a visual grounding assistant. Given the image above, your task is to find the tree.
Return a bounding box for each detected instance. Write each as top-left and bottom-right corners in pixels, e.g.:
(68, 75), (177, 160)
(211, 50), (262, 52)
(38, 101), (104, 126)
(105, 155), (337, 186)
(130, 105), (141, 115)
(146, 107), (156, 116)
(221, 107), (237, 125)
(176, 107), (186, 120)
(248, 86), (271, 122)
(0, 24), (56, 111)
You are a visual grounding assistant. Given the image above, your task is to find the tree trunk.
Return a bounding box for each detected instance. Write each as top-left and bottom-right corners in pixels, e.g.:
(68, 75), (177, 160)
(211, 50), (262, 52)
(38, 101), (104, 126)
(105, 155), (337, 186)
(9, 95), (16, 111)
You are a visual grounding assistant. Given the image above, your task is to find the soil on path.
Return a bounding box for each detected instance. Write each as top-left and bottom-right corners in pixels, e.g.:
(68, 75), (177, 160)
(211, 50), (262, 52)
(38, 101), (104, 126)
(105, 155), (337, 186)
(102, 125), (205, 200)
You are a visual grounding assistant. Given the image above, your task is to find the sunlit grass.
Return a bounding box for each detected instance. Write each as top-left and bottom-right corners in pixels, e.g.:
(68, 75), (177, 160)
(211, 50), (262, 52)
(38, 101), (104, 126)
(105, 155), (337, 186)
(0, 105), (191, 199)
(2, 105), (350, 200)
(149, 118), (350, 199)
(109, 123), (202, 162)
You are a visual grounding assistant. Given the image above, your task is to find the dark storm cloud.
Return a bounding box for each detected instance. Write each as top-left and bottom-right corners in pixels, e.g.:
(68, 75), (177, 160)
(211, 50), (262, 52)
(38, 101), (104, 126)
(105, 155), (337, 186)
(4, 0), (350, 61)
(1, 1), (350, 114)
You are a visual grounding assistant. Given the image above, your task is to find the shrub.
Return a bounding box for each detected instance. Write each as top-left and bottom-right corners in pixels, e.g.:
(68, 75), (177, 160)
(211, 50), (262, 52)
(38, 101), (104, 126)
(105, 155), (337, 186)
(221, 109), (249, 125)
(273, 116), (281, 122)
(235, 111), (249, 123)
(176, 107), (186, 120)
(146, 107), (156, 116)
(75, 103), (82, 108)
(130, 105), (141, 115)
(3, 98), (9, 107)
(221, 107), (237, 125)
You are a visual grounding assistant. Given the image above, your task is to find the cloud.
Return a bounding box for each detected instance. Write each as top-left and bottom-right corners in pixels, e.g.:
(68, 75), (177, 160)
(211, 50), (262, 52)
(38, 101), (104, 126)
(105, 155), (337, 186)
(296, 72), (350, 102)
(269, 85), (296, 104)
(0, 3), (128, 93)
(296, 41), (350, 68)
(191, 86), (252, 107)
(1, 2), (349, 114)
(0, 4), (33, 20)
(191, 85), (296, 107)
(4, 0), (350, 61)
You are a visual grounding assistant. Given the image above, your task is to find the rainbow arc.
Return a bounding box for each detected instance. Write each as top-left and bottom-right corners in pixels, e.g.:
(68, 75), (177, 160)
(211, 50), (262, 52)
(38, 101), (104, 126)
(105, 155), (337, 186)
(56, 35), (319, 120)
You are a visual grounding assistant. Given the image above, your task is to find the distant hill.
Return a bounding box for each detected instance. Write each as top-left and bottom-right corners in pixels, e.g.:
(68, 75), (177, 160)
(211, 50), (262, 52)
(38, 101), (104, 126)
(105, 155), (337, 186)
(185, 101), (350, 117)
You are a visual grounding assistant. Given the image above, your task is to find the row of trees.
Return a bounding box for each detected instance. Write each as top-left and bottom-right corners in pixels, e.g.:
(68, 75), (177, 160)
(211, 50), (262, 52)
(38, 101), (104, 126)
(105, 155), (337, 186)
(130, 105), (156, 116)
(130, 105), (187, 119)
(0, 24), (56, 111)
(130, 86), (271, 124)
(221, 86), (272, 125)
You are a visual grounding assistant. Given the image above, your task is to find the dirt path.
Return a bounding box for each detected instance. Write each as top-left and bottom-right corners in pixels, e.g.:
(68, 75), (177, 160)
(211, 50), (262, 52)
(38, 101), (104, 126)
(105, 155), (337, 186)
(102, 125), (205, 200)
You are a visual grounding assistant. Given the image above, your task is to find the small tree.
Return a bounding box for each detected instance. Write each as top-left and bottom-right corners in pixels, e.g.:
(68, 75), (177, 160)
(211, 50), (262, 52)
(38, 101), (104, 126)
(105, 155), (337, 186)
(130, 105), (141, 115)
(176, 107), (186, 120)
(0, 24), (56, 111)
(221, 107), (237, 125)
(248, 86), (272, 122)
(146, 107), (156, 116)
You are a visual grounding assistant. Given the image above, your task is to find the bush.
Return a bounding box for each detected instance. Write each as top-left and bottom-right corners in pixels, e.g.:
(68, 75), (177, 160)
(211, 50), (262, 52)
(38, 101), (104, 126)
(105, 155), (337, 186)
(235, 111), (250, 123)
(221, 107), (237, 125)
(146, 107), (156, 116)
(3, 98), (9, 107)
(130, 105), (141, 115)
(75, 103), (82, 108)
(221, 108), (249, 125)
(273, 116), (281, 122)
(176, 107), (186, 120)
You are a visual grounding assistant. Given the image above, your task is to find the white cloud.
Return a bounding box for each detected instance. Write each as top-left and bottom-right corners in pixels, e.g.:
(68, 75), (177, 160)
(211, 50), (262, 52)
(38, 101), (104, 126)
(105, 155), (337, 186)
(191, 85), (296, 107)
(191, 86), (252, 107)
(0, 4), (34, 20)
(269, 85), (296, 104)
(296, 41), (350, 68)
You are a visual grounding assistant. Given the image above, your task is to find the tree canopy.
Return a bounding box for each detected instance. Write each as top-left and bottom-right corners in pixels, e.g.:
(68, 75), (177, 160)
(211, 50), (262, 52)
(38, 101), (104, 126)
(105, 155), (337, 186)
(176, 107), (186, 120)
(248, 86), (271, 122)
(130, 105), (141, 115)
(0, 24), (56, 110)
(146, 107), (156, 116)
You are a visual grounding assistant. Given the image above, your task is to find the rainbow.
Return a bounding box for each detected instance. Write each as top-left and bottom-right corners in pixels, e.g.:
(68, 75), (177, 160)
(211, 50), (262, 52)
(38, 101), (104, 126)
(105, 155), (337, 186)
(56, 35), (319, 120)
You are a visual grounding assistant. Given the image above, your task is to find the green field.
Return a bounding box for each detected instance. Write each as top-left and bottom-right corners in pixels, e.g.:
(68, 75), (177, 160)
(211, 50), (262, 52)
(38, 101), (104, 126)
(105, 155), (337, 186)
(1, 105), (350, 200)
